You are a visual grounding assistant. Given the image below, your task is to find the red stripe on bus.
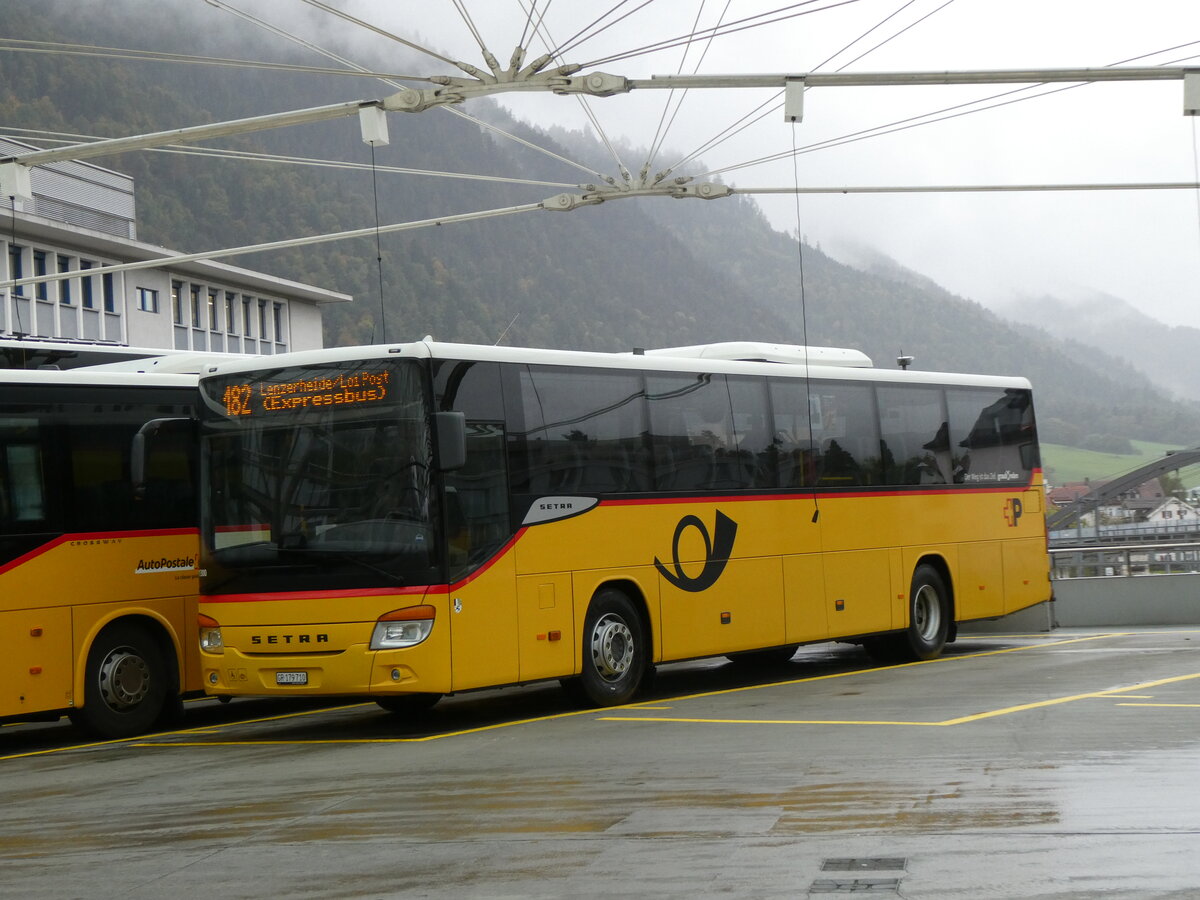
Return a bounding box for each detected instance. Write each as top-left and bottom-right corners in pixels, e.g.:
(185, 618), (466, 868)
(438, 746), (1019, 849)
(201, 529), (531, 604)
(0, 528), (198, 577)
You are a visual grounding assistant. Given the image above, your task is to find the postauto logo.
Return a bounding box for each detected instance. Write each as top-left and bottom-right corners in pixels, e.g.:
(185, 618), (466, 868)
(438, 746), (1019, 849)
(134, 555), (197, 574)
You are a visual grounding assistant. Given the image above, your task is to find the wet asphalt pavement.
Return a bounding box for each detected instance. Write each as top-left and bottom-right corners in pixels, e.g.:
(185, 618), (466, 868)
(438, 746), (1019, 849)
(3, 628), (1199, 898)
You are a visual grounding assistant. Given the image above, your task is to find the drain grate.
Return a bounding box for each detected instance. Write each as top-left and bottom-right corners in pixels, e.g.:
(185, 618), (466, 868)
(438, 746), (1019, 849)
(821, 858), (907, 872)
(809, 877), (902, 893)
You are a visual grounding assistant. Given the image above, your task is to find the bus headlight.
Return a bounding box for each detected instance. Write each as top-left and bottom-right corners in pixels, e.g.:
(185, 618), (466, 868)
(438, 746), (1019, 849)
(370, 605), (436, 650)
(198, 613), (223, 654)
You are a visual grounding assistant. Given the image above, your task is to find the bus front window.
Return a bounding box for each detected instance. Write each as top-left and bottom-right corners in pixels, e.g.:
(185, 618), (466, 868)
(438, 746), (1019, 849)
(201, 360), (439, 594)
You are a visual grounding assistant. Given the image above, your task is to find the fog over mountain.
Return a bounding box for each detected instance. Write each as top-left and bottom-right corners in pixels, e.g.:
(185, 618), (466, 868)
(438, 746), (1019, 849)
(3, 0), (1199, 454)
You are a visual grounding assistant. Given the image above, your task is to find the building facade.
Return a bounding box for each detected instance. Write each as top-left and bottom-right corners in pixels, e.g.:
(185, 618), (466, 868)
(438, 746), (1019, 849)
(1, 137), (348, 365)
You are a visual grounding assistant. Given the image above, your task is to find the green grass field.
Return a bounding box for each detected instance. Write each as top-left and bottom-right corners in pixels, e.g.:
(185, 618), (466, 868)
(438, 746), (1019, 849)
(1041, 440), (1194, 487)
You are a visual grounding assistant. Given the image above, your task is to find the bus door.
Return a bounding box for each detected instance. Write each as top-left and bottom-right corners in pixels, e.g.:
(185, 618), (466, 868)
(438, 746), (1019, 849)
(435, 360), (520, 691)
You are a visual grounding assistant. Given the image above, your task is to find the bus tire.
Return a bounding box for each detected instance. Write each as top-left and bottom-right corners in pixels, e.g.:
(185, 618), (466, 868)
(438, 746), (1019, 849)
(69, 622), (168, 739)
(576, 589), (647, 707)
(376, 693), (441, 715)
(865, 564), (951, 663)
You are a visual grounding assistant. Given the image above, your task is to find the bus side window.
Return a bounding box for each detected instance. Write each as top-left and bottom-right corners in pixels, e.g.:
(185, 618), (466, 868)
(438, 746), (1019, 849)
(434, 360), (510, 581)
(811, 382), (881, 487)
(0, 423), (47, 525)
(877, 385), (950, 485)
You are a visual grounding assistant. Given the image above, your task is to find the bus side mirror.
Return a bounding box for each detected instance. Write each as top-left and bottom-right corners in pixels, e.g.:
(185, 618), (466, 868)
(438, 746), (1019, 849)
(434, 411), (467, 472)
(132, 417), (195, 498)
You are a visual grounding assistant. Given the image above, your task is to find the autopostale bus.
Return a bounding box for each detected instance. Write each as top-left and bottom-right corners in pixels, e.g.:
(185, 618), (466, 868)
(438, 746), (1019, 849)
(1, 369), (200, 736)
(195, 340), (1049, 711)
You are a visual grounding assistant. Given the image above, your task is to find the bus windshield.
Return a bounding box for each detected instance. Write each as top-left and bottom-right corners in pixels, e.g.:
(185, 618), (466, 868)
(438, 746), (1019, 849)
(199, 359), (439, 594)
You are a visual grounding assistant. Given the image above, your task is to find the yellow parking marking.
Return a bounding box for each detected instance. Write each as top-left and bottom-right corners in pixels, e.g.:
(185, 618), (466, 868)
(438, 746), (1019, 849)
(601, 671), (1200, 728)
(3, 632), (1190, 756)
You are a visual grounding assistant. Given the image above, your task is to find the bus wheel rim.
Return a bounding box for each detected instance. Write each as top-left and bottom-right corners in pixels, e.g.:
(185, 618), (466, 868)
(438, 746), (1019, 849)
(913, 585), (940, 642)
(98, 646), (151, 710)
(591, 614), (634, 682)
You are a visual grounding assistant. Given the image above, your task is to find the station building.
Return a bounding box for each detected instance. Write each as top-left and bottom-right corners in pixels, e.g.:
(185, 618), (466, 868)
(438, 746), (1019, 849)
(0, 137), (348, 368)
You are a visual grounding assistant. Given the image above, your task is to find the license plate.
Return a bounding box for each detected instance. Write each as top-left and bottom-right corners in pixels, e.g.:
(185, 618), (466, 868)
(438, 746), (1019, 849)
(276, 671), (308, 686)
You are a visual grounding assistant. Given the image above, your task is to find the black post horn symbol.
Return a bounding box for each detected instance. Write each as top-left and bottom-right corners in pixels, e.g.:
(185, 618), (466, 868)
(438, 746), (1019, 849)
(654, 510), (738, 593)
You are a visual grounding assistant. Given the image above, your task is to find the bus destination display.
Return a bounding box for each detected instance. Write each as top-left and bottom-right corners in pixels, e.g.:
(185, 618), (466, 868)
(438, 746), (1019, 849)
(220, 369), (391, 416)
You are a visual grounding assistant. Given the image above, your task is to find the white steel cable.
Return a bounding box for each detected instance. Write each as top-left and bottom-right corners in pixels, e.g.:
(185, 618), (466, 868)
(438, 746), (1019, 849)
(214, 0), (612, 182)
(0, 38), (432, 80)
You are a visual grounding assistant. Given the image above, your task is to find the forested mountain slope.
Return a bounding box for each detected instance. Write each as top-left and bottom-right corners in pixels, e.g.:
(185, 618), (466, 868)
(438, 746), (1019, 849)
(3, 0), (1197, 451)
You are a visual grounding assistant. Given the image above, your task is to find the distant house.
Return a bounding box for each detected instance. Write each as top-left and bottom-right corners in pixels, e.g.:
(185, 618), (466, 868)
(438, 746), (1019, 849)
(1, 137), (349, 368)
(1143, 497), (1200, 525)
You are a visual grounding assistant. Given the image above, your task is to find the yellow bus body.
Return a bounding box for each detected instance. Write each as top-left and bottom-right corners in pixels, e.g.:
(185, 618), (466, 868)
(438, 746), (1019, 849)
(1, 529), (201, 721)
(200, 478), (1048, 698)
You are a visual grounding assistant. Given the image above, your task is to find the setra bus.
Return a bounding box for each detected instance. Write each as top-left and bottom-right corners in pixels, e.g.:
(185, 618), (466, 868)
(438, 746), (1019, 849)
(1, 367), (200, 737)
(195, 339), (1049, 710)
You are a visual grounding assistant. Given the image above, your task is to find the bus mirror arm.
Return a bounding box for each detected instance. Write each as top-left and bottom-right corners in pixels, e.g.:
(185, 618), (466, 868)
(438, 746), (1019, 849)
(131, 417), (194, 499)
(434, 411), (467, 472)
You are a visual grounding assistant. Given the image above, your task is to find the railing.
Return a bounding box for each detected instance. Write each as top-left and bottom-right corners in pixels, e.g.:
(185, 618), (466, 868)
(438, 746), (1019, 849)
(1050, 541), (1200, 579)
(1048, 521), (1200, 544)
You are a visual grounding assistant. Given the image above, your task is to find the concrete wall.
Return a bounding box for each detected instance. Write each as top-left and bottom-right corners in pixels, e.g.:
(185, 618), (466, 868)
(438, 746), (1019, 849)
(961, 574), (1200, 632)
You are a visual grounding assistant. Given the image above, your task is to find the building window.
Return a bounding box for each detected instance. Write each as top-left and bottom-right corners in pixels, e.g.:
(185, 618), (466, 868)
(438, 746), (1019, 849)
(207, 288), (220, 332)
(190, 284), (201, 327)
(225, 291), (237, 334)
(242, 296), (253, 337)
(136, 287), (159, 313)
(33, 250), (47, 301)
(102, 272), (115, 313)
(9, 244), (24, 297)
(272, 302), (284, 343)
(171, 281), (183, 324)
(58, 256), (71, 305)
(80, 260), (94, 308)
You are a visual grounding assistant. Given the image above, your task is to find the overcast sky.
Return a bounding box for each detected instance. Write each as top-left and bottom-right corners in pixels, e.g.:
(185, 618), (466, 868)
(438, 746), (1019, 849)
(249, 1), (1200, 326)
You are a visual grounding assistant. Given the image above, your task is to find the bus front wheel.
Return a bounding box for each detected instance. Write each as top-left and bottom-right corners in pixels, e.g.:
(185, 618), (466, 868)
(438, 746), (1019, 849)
(70, 622), (169, 739)
(574, 589), (647, 707)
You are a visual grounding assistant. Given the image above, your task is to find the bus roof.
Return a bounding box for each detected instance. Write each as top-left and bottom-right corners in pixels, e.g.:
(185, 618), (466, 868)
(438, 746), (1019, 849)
(198, 339), (1033, 391)
(0, 367), (198, 389)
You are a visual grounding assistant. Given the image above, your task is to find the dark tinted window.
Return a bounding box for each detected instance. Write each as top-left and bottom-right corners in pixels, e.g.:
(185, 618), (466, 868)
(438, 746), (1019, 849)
(947, 387), (1038, 485)
(727, 376), (775, 489)
(809, 381), (881, 487)
(877, 385), (950, 485)
(433, 360), (510, 581)
(768, 378), (818, 488)
(510, 366), (650, 495)
(646, 372), (753, 491)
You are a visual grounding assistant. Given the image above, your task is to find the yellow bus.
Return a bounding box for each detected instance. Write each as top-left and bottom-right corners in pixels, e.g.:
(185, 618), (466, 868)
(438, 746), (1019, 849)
(195, 340), (1049, 710)
(1, 368), (201, 737)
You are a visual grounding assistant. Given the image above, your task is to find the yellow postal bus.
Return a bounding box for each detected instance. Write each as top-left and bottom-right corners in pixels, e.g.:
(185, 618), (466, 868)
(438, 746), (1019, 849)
(1, 368), (201, 736)
(195, 340), (1049, 710)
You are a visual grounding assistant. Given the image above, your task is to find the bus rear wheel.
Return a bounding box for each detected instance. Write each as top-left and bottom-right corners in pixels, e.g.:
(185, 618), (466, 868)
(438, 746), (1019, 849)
(864, 564), (951, 663)
(69, 622), (169, 739)
(573, 589), (647, 707)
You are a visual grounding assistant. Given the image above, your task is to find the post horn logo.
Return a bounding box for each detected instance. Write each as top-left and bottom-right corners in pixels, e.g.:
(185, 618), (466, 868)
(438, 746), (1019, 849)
(654, 510), (739, 592)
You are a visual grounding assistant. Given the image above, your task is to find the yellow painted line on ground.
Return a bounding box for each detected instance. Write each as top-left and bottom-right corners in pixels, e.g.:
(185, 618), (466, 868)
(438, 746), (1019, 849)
(2, 632), (1177, 757)
(602, 671), (1200, 729)
(141, 705), (622, 747)
(1108, 700), (1200, 710)
(0, 703), (367, 762)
